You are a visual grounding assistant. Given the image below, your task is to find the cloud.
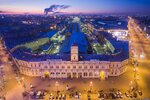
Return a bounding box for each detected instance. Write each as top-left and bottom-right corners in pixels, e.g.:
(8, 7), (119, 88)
(44, 4), (70, 15)
(0, 10), (7, 13)
(0, 8), (12, 13)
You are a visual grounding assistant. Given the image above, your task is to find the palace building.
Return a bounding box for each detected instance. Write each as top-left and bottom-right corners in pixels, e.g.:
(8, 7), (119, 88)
(7, 18), (129, 80)
(12, 43), (128, 80)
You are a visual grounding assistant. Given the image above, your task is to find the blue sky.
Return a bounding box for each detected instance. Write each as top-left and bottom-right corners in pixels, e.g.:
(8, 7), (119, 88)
(0, 0), (150, 14)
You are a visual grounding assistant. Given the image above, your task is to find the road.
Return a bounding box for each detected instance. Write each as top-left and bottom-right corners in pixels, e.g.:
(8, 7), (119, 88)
(128, 17), (150, 97)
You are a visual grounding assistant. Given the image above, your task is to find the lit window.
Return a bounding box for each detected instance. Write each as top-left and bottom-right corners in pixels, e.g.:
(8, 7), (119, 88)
(79, 66), (82, 69)
(84, 72), (87, 76)
(50, 66), (53, 69)
(45, 66), (47, 69)
(67, 66), (70, 69)
(56, 66), (59, 69)
(84, 66), (87, 69)
(90, 66), (93, 69)
(73, 66), (76, 69)
(96, 66), (99, 69)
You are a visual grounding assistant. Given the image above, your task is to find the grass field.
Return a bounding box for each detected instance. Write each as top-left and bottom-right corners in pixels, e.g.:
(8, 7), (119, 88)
(92, 39), (115, 54)
(93, 43), (105, 54)
(24, 38), (50, 50)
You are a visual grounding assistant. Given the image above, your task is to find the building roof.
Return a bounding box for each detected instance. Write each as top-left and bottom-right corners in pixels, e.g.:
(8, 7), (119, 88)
(91, 19), (128, 30)
(41, 30), (57, 38)
(11, 47), (128, 62)
(41, 44), (52, 51)
(60, 23), (88, 53)
(10, 22), (129, 62)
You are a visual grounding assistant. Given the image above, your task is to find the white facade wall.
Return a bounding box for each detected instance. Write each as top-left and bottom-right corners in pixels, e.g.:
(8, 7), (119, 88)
(14, 58), (128, 79)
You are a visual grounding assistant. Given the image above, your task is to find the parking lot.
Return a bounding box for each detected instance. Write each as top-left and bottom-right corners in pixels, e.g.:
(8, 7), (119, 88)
(4, 62), (141, 100)
(23, 85), (143, 100)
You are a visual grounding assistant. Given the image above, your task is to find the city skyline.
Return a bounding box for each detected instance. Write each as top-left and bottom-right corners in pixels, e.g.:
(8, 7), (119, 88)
(0, 0), (150, 14)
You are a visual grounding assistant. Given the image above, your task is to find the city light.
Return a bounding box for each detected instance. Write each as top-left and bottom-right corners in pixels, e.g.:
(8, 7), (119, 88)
(0, 1), (150, 99)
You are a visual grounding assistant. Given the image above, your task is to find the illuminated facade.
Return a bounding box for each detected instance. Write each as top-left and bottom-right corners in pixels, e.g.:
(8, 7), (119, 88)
(10, 19), (129, 79)
(13, 45), (128, 79)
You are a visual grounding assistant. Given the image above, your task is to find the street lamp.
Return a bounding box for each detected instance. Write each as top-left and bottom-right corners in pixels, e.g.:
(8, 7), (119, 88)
(55, 81), (59, 92)
(129, 81), (133, 92)
(21, 77), (26, 93)
(133, 68), (138, 72)
(89, 81), (93, 91)
(140, 53), (145, 59)
(130, 81), (132, 85)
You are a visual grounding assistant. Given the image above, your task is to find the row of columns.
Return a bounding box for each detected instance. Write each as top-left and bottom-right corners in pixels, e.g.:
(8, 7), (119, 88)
(42, 71), (108, 79)
(19, 66), (108, 79)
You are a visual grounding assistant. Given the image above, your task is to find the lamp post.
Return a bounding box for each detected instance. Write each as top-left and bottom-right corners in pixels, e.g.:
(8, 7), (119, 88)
(89, 81), (93, 91)
(55, 81), (59, 92)
(21, 77), (26, 92)
(140, 52), (145, 59)
(134, 67), (139, 91)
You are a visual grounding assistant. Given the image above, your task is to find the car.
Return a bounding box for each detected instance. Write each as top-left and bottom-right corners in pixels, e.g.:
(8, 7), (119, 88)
(75, 95), (79, 99)
(130, 94), (133, 98)
(49, 93), (54, 99)
(29, 91), (34, 96)
(35, 91), (42, 99)
(49, 96), (54, 99)
(59, 95), (62, 99)
(87, 95), (91, 100)
(120, 95), (123, 98)
(118, 90), (122, 95)
(138, 90), (142, 96)
(116, 91), (119, 95)
(22, 91), (28, 97)
(133, 92), (137, 98)
(62, 94), (66, 100)
(0, 97), (6, 100)
(55, 95), (58, 99)
(79, 93), (81, 97)
(110, 93), (116, 99)
(125, 92), (130, 97)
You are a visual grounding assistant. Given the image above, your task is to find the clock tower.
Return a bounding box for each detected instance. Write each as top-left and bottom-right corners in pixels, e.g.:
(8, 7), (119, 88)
(71, 44), (78, 61)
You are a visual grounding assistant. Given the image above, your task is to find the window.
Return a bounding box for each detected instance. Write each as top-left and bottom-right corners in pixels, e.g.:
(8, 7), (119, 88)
(84, 66), (87, 69)
(50, 66), (53, 69)
(62, 72), (66, 75)
(73, 66), (76, 69)
(90, 66), (93, 69)
(62, 66), (65, 69)
(96, 66), (99, 69)
(79, 66), (82, 69)
(89, 72), (93, 76)
(56, 66), (59, 69)
(44, 66), (48, 69)
(83, 72), (87, 76)
(67, 66), (70, 69)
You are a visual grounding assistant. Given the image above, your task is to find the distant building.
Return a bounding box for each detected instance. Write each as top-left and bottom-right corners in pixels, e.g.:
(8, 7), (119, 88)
(107, 29), (128, 41)
(0, 39), (5, 88)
